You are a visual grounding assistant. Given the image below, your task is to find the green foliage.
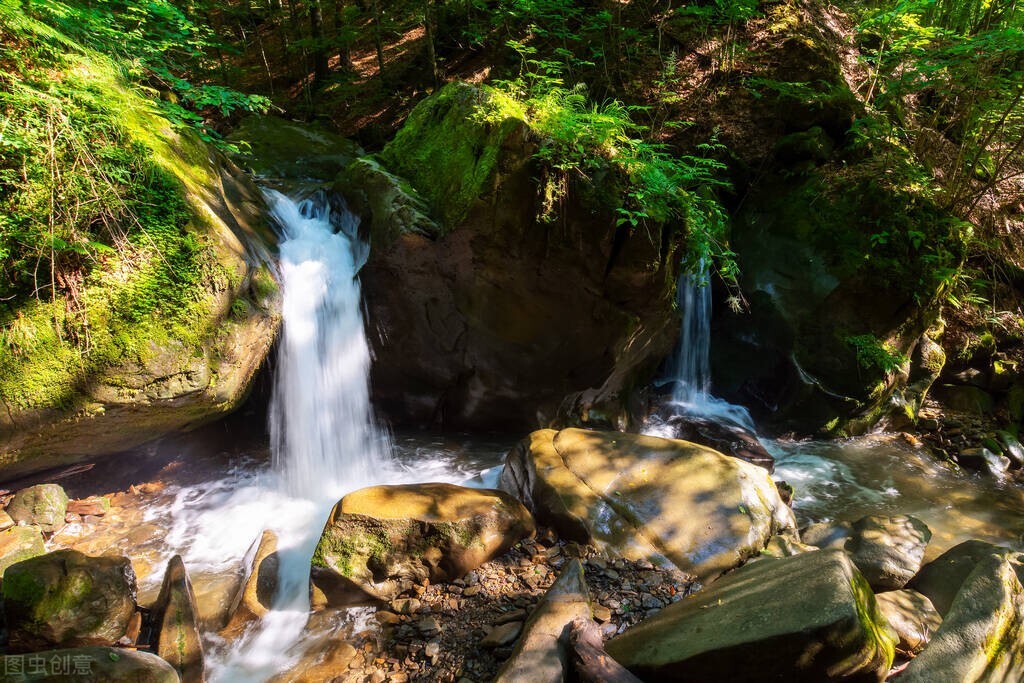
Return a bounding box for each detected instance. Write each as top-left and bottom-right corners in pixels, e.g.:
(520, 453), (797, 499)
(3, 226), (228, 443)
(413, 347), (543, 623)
(482, 77), (736, 278)
(845, 334), (908, 375)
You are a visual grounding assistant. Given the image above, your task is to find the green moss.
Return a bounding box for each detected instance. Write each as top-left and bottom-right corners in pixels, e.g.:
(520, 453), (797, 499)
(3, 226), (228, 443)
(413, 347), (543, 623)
(379, 82), (520, 230)
(312, 526), (391, 578)
(849, 572), (897, 670)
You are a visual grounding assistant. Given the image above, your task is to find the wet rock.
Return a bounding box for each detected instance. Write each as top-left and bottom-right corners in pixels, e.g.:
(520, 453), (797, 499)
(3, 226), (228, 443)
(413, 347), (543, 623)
(500, 429), (796, 582)
(0, 525), (45, 576)
(900, 553), (1024, 682)
(0, 509), (15, 531)
(908, 539), (1017, 616)
(647, 411), (775, 471)
(481, 621), (522, 648)
(7, 484), (69, 533)
(270, 639), (357, 683)
(66, 496), (110, 516)
(605, 549), (896, 682)
(995, 430), (1024, 468)
(846, 514), (931, 591)
(494, 559), (593, 683)
(152, 555), (204, 683)
(934, 384), (995, 416)
(958, 446), (1011, 475)
(757, 533), (818, 559)
(2, 550), (137, 651)
(798, 521), (853, 550)
(310, 483), (534, 608)
(874, 589), (942, 655)
(3, 646), (178, 682)
(222, 529), (279, 638)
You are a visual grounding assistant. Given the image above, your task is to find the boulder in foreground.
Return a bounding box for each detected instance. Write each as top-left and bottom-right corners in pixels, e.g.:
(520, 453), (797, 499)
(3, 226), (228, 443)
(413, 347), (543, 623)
(500, 429), (796, 581)
(605, 549), (896, 682)
(846, 514), (931, 591)
(310, 483), (534, 607)
(2, 550), (137, 652)
(3, 646), (179, 682)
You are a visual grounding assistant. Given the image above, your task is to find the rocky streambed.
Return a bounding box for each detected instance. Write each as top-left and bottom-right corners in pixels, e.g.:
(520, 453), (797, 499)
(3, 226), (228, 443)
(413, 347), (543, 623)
(0, 427), (1022, 682)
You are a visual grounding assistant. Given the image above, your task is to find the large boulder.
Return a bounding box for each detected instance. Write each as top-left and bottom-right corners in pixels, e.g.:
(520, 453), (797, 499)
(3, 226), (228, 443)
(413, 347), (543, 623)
(908, 539), (1017, 616)
(228, 114), (362, 182)
(345, 82), (682, 431)
(499, 429), (796, 582)
(3, 646), (179, 682)
(222, 529), (279, 638)
(0, 525), (45, 576)
(310, 483), (534, 607)
(493, 559), (592, 683)
(6, 484), (69, 533)
(151, 556), (204, 683)
(605, 549), (896, 681)
(2, 550), (137, 652)
(900, 553), (1024, 681)
(846, 514), (931, 591)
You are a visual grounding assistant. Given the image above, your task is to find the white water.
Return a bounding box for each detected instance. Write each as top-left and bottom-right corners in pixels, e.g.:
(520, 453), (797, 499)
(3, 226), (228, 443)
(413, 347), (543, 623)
(651, 264), (755, 432)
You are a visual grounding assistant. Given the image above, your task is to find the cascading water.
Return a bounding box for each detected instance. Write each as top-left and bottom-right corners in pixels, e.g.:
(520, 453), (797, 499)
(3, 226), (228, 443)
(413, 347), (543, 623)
(657, 263), (754, 431)
(267, 190), (390, 498)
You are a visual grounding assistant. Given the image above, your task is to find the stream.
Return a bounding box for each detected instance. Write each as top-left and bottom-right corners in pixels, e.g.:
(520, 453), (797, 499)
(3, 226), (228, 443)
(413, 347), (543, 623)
(26, 191), (1024, 680)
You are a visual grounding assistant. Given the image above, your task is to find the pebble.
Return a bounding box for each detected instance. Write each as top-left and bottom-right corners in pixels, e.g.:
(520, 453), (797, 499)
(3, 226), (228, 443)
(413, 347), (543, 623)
(424, 641), (440, 658)
(416, 616), (441, 635)
(376, 611), (402, 626)
(592, 605), (612, 622)
(369, 670), (386, 683)
(392, 598), (421, 614)
(462, 585), (481, 597)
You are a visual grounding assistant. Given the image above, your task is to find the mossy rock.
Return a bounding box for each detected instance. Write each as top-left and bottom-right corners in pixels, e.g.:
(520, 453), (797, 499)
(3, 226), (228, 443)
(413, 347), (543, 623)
(606, 549), (896, 681)
(2, 550), (138, 652)
(0, 526), (45, 577)
(310, 483), (535, 608)
(7, 484), (69, 533)
(228, 114), (363, 182)
(3, 646), (179, 682)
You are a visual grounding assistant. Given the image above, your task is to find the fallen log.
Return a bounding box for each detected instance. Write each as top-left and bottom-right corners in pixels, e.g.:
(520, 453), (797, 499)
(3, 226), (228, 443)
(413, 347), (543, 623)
(569, 618), (644, 683)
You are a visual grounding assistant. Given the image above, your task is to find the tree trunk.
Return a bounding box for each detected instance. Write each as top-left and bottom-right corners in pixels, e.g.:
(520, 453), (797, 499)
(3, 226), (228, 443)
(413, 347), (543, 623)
(309, 0), (329, 87)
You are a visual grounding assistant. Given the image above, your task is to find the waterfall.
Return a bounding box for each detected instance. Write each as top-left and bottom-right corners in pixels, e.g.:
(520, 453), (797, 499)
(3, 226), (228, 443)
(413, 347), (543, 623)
(663, 263), (755, 431)
(266, 190), (390, 499)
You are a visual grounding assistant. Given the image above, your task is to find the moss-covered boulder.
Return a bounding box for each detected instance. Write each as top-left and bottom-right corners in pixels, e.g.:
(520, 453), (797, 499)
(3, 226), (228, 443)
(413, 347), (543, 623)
(605, 549), (897, 682)
(908, 539), (1017, 616)
(0, 526), (45, 577)
(228, 114), (363, 182)
(3, 646), (179, 682)
(345, 82), (681, 430)
(499, 429), (796, 582)
(151, 556), (204, 683)
(310, 483), (534, 607)
(900, 553), (1024, 681)
(0, 8), (280, 478)
(6, 484), (69, 533)
(2, 550), (137, 652)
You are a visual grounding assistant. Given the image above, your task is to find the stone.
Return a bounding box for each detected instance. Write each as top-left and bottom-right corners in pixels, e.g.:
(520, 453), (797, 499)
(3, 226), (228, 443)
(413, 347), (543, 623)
(605, 549), (896, 682)
(0, 525), (45, 576)
(310, 483), (534, 607)
(958, 447), (1011, 476)
(66, 496), (111, 516)
(0, 509), (15, 530)
(481, 621), (523, 648)
(416, 616), (441, 636)
(3, 646), (179, 682)
(391, 598), (421, 614)
(222, 529), (279, 638)
(908, 539), (1016, 616)
(934, 384), (995, 415)
(874, 589), (942, 655)
(6, 484), (69, 533)
(152, 555), (204, 683)
(846, 514), (931, 590)
(900, 553), (1024, 681)
(228, 114), (363, 182)
(500, 429), (796, 582)
(2, 550), (137, 652)
(995, 430), (1024, 468)
(269, 639), (357, 683)
(494, 559), (593, 683)
(648, 410), (776, 471)
(424, 641), (441, 658)
(800, 521), (853, 549)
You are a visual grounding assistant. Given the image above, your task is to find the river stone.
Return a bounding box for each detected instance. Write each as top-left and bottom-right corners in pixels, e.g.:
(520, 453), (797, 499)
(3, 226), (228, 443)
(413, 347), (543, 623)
(2, 646), (179, 682)
(846, 514), (931, 590)
(500, 429), (796, 581)
(310, 483), (534, 607)
(152, 555), (204, 683)
(6, 484), (69, 533)
(2, 550), (137, 652)
(222, 529), (279, 638)
(0, 525), (45, 576)
(874, 589), (942, 655)
(800, 521), (853, 549)
(493, 559), (592, 683)
(958, 447), (1011, 476)
(900, 553), (1024, 682)
(908, 539), (1016, 616)
(605, 549), (896, 682)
